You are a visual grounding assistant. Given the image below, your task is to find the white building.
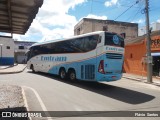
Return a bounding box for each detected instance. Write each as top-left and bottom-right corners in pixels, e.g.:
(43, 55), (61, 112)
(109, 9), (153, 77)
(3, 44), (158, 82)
(139, 22), (160, 36)
(14, 41), (36, 63)
(0, 37), (14, 65)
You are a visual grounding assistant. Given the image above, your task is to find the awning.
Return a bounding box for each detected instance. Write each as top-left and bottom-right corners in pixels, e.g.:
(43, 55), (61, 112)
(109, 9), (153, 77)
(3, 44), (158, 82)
(151, 53), (160, 56)
(0, 0), (43, 35)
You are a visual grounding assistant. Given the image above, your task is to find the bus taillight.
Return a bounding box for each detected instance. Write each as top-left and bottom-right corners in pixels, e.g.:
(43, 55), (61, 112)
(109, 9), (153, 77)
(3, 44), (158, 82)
(112, 76), (116, 79)
(98, 60), (105, 74)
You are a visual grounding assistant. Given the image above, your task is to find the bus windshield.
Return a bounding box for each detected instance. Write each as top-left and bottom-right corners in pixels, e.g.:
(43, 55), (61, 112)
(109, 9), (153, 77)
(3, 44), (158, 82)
(105, 33), (124, 47)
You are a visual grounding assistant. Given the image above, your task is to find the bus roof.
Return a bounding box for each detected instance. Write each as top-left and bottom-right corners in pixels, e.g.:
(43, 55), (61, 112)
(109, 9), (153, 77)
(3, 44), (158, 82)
(31, 31), (118, 47)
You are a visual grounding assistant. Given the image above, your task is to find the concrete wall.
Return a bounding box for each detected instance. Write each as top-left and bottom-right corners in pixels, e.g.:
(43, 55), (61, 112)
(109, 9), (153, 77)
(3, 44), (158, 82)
(124, 42), (147, 76)
(0, 37), (14, 65)
(124, 34), (160, 76)
(74, 18), (138, 42)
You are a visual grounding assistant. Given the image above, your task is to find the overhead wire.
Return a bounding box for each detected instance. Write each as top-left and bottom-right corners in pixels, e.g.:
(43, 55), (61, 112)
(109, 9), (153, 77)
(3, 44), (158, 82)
(125, 0), (145, 23)
(131, 8), (144, 23)
(89, 0), (141, 8)
(114, 0), (142, 20)
(90, 0), (93, 14)
(125, 6), (143, 22)
(88, 0), (143, 17)
(88, 0), (151, 24)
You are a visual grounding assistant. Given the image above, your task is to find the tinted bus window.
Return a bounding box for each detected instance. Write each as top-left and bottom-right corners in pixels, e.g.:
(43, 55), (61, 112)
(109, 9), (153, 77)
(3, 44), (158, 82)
(29, 35), (100, 55)
(83, 35), (99, 52)
(68, 38), (85, 52)
(105, 33), (124, 47)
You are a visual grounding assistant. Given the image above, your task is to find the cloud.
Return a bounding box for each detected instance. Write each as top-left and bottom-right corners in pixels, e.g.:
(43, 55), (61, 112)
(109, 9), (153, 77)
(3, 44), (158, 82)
(0, 32), (11, 37)
(40, 0), (86, 15)
(157, 19), (160, 23)
(105, 0), (118, 7)
(13, 0), (87, 42)
(26, 18), (75, 42)
(84, 14), (107, 20)
(39, 14), (77, 28)
(131, 19), (145, 24)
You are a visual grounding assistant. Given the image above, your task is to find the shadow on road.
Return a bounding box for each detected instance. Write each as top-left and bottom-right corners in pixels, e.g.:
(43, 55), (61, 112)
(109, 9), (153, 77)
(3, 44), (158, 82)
(28, 71), (155, 105)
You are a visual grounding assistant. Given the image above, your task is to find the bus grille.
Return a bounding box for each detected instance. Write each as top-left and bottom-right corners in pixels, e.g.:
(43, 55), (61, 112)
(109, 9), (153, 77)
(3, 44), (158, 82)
(106, 53), (122, 59)
(81, 65), (95, 80)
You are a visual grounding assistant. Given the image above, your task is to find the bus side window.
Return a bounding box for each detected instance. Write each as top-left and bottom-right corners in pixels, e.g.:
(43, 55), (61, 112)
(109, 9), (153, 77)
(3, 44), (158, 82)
(69, 38), (84, 52)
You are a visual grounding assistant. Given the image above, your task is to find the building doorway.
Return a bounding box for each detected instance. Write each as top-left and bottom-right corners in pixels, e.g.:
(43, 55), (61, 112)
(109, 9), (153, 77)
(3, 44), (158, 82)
(152, 55), (160, 76)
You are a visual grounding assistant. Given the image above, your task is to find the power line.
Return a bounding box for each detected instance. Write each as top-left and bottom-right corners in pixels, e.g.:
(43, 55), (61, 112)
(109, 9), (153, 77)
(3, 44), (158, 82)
(114, 0), (141, 20)
(88, 0), (141, 8)
(90, 0), (93, 14)
(88, 0), (142, 16)
(119, 0), (143, 9)
(126, 5), (144, 22)
(120, 4), (141, 8)
(131, 11), (144, 23)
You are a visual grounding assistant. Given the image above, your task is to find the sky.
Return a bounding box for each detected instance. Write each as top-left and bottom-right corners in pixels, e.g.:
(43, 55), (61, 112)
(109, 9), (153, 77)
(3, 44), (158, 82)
(12, 0), (160, 42)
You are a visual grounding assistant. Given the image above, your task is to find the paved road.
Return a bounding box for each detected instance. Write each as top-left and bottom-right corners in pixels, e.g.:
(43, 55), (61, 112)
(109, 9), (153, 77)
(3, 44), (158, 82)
(0, 69), (160, 120)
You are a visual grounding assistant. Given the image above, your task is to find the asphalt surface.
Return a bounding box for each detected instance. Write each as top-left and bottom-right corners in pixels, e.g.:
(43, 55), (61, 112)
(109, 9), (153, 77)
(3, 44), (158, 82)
(0, 69), (160, 120)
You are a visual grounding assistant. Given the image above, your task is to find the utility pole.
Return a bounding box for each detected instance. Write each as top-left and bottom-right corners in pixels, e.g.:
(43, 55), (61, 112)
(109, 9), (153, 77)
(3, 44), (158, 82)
(145, 0), (152, 83)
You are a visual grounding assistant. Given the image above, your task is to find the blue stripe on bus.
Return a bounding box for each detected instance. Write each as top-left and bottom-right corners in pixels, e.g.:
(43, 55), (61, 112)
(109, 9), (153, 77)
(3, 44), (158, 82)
(48, 54), (123, 82)
(0, 57), (14, 65)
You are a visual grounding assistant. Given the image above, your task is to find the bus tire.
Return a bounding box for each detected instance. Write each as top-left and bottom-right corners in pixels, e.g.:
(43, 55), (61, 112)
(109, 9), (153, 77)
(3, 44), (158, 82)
(30, 64), (35, 73)
(68, 69), (76, 81)
(59, 68), (66, 79)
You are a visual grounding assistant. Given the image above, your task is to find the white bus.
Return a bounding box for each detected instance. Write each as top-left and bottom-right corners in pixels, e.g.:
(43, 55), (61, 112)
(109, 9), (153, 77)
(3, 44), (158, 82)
(27, 31), (124, 82)
(0, 37), (14, 65)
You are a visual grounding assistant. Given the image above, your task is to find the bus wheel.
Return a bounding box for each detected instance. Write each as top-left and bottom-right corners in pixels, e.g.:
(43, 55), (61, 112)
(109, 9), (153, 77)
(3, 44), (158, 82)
(68, 70), (76, 81)
(59, 68), (66, 79)
(30, 64), (35, 73)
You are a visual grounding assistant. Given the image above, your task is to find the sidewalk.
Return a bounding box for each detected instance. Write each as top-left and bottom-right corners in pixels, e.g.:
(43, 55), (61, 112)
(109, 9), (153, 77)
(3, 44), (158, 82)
(0, 64), (26, 74)
(0, 85), (28, 120)
(123, 73), (160, 87)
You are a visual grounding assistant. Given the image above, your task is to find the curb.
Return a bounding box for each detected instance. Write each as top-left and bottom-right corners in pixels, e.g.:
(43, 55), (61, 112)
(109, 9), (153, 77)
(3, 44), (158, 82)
(0, 66), (26, 74)
(123, 76), (160, 87)
(122, 76), (144, 81)
(0, 63), (18, 70)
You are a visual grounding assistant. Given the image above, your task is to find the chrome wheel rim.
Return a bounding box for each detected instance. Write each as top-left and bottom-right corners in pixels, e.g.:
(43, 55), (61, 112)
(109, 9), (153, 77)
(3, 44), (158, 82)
(60, 71), (65, 78)
(70, 72), (76, 80)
